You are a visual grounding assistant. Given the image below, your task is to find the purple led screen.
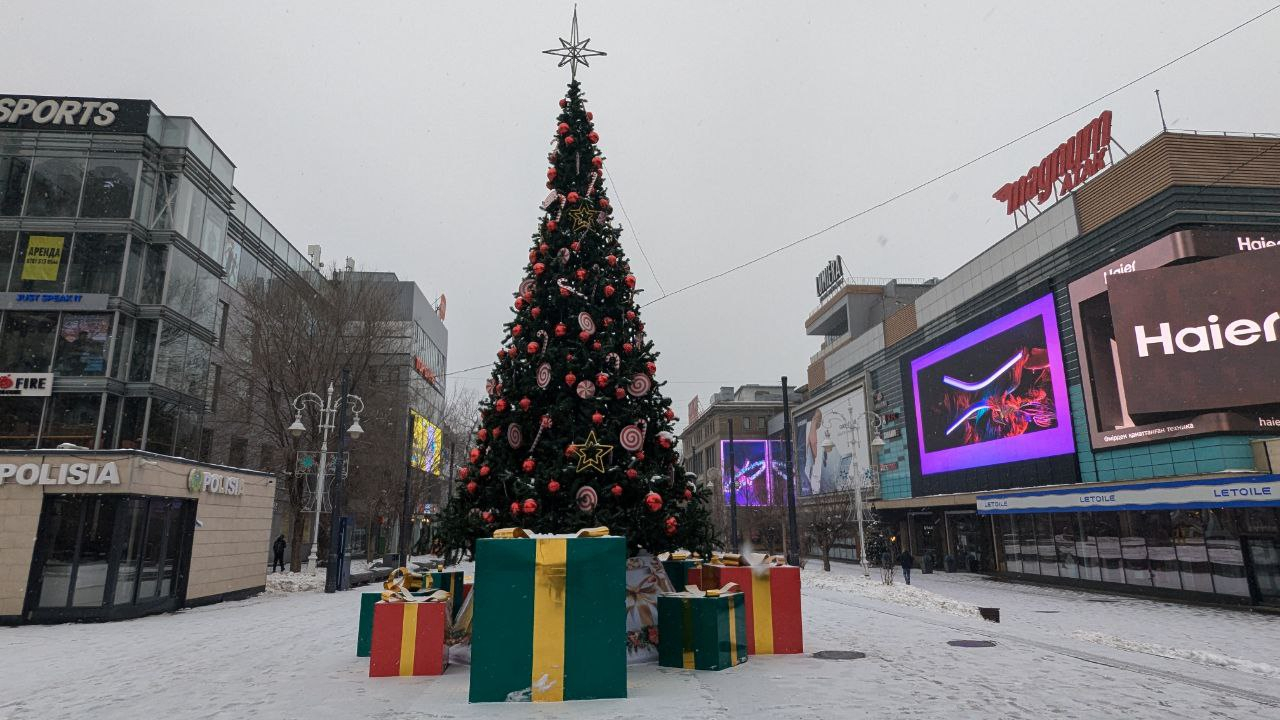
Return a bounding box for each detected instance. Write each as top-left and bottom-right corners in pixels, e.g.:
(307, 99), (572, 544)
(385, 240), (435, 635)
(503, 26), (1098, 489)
(909, 293), (1074, 475)
(720, 440), (773, 507)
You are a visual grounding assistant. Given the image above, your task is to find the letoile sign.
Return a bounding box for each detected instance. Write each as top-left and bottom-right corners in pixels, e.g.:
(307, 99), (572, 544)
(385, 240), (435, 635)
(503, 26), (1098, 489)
(0, 373), (52, 397)
(188, 468), (243, 496)
(993, 110), (1113, 216)
(0, 462), (120, 486)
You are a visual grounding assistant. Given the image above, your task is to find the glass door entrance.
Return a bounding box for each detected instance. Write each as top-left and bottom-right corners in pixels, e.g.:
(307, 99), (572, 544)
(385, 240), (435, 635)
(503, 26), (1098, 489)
(1243, 538), (1280, 605)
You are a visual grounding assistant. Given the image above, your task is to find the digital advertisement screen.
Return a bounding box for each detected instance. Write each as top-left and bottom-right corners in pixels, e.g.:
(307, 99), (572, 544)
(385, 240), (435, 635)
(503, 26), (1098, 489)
(1068, 229), (1280, 449)
(410, 410), (444, 475)
(792, 387), (871, 496)
(908, 293), (1074, 475)
(720, 440), (772, 507)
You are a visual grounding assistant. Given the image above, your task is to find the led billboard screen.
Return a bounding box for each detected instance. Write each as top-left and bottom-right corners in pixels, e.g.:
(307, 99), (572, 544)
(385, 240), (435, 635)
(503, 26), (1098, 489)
(908, 293), (1074, 475)
(720, 440), (773, 507)
(1068, 229), (1280, 449)
(410, 410), (444, 475)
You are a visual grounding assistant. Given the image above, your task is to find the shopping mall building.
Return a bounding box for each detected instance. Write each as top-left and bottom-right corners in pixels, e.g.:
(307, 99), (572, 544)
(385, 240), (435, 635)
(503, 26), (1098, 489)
(795, 114), (1280, 606)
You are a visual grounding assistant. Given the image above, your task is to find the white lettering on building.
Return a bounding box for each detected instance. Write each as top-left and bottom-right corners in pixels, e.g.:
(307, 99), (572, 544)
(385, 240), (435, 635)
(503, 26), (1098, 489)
(0, 98), (119, 127)
(0, 462), (121, 486)
(1134, 313), (1280, 357)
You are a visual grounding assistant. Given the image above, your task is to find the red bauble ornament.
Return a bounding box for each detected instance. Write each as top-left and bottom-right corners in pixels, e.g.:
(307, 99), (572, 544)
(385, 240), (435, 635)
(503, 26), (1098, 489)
(497, 349), (505, 359)
(507, 347), (519, 358)
(625, 275), (636, 288)
(565, 372), (577, 386)
(592, 341), (602, 351)
(615, 387), (626, 399)
(684, 488), (693, 500)
(575, 268), (587, 281)
(645, 492), (663, 512)
(493, 426), (503, 437)
(599, 198), (610, 209)
(587, 111), (594, 120)
(533, 262), (546, 275)
(603, 317), (614, 326)
(523, 290), (534, 301)
(466, 481), (478, 495)
(460, 467), (471, 479)
(665, 408), (676, 420)
(515, 297), (525, 310)
(546, 220), (557, 232)
(596, 372), (609, 387)
(480, 465), (491, 477)
(555, 323), (567, 337)
(564, 135), (575, 145)
(511, 324), (522, 336)
(539, 242), (549, 254)
(519, 397), (531, 411)
(626, 310), (637, 321)
(548, 479), (561, 493)
(588, 131), (599, 143)
(547, 167), (557, 180)
(495, 398), (508, 412)
(567, 191), (580, 204)
(559, 286), (570, 297)
(592, 157), (603, 170)
(606, 254), (617, 266)
(469, 448), (481, 462)
(604, 285), (616, 297)
(579, 331), (591, 342)
(522, 458), (536, 473)
(558, 98), (567, 108)
(523, 498), (538, 514)
(483, 511), (495, 523)
(476, 429), (487, 442)
(626, 468), (639, 480)
(557, 122), (570, 135)
(623, 342), (634, 353)
(592, 411), (604, 425)
(526, 342), (539, 354)
(566, 444), (578, 458)
(635, 451), (645, 461)
(611, 484), (623, 497)
(646, 361), (657, 375)
(665, 517), (678, 535)
(659, 435), (672, 449)
(531, 307), (542, 318)
(570, 241), (581, 251)
(511, 502), (520, 515)
(529, 250), (537, 262)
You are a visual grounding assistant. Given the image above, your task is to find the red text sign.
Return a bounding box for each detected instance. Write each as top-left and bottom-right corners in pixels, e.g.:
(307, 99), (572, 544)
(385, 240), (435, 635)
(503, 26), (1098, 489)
(994, 110), (1113, 215)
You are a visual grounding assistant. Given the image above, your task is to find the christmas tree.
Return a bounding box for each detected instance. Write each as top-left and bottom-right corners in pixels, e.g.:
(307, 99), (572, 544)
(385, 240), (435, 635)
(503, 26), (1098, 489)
(438, 79), (714, 558)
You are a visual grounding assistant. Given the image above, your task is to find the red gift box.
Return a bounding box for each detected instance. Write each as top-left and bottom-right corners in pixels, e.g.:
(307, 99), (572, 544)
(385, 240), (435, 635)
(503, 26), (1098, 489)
(703, 564), (802, 655)
(369, 600), (449, 676)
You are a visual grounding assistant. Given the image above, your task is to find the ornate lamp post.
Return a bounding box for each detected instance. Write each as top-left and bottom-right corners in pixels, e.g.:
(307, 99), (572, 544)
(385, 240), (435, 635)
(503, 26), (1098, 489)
(823, 407), (885, 576)
(288, 381), (366, 574)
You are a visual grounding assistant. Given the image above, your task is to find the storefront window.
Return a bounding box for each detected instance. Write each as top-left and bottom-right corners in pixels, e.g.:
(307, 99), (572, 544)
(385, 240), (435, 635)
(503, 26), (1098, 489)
(1203, 508), (1250, 597)
(42, 393), (102, 448)
(1052, 513), (1079, 579)
(1001, 516), (1020, 573)
(127, 318), (158, 382)
(117, 397), (148, 449)
(114, 498), (147, 604)
(1140, 511), (1182, 589)
(109, 316), (132, 380)
(137, 499), (169, 600)
(1073, 514), (1101, 582)
(0, 396), (44, 449)
(1014, 515), (1037, 574)
(0, 311), (59, 371)
(147, 400), (177, 455)
(1034, 514), (1057, 577)
(37, 496), (81, 607)
(1171, 510), (1214, 593)
(25, 156), (85, 217)
(80, 157), (139, 218)
(1118, 511), (1152, 588)
(0, 153), (32, 215)
(53, 313), (112, 376)
(66, 233), (126, 294)
(72, 498), (118, 607)
(139, 243), (167, 304)
(99, 394), (120, 450)
(11, 232), (70, 293)
(1090, 512), (1124, 584)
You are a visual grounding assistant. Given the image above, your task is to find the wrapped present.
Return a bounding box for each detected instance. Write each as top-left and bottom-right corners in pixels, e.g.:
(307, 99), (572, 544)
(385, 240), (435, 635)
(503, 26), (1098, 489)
(624, 553), (676, 663)
(385, 566), (428, 592)
(703, 561), (803, 655)
(446, 584), (476, 665)
(661, 557), (703, 590)
(425, 569), (466, 619)
(469, 527), (626, 703)
(368, 590), (451, 677)
(358, 590), (383, 657)
(657, 583), (747, 671)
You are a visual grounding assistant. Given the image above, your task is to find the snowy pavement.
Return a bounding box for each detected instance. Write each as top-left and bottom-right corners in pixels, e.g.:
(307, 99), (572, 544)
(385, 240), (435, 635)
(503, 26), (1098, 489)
(3, 564), (1279, 719)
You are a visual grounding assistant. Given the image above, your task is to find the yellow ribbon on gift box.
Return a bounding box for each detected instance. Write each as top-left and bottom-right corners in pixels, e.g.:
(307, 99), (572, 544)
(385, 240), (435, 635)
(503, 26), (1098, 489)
(491, 526), (611, 702)
(669, 582), (743, 668)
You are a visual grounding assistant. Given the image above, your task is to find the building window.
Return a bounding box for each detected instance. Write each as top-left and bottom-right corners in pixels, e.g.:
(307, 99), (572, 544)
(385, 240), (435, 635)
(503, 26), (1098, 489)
(0, 396), (44, 449)
(1, 311), (61, 372)
(0, 153), (32, 216)
(139, 243), (168, 305)
(212, 300), (229, 348)
(53, 313), (113, 377)
(227, 437), (248, 467)
(147, 400), (178, 455)
(206, 363), (221, 411)
(25, 156), (86, 217)
(80, 158), (139, 218)
(66, 233), (127, 295)
(742, 417), (752, 430)
(128, 319), (158, 382)
(12, 232), (70, 293)
(42, 393), (102, 449)
(117, 397), (147, 449)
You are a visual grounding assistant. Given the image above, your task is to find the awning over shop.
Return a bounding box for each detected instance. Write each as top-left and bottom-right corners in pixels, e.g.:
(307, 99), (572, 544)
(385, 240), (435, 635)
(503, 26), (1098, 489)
(976, 474), (1280, 515)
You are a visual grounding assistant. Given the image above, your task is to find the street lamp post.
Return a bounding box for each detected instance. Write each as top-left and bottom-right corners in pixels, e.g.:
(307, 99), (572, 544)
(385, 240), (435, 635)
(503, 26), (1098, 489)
(823, 407), (885, 577)
(289, 381), (366, 574)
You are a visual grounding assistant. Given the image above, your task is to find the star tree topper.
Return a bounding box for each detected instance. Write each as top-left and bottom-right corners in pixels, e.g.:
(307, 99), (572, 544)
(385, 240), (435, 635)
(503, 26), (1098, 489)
(542, 5), (607, 80)
(574, 430), (614, 473)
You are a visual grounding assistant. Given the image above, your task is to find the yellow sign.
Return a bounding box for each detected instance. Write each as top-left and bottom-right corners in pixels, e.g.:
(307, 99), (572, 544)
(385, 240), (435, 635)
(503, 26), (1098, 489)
(410, 410), (444, 475)
(21, 235), (64, 281)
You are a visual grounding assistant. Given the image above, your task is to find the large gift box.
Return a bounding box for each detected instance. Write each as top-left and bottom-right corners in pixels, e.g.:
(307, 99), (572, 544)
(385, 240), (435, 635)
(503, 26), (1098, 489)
(660, 551), (703, 591)
(424, 569), (466, 619)
(469, 527), (626, 703)
(703, 560), (803, 655)
(657, 584), (748, 671)
(368, 592), (451, 676)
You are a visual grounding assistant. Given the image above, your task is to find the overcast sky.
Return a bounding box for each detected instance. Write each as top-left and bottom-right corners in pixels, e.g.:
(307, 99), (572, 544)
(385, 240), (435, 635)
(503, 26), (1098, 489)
(8, 1), (1279, 423)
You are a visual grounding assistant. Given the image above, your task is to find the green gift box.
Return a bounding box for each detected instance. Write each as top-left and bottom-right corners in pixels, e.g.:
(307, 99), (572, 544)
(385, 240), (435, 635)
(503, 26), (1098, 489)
(657, 588), (748, 671)
(425, 569), (465, 619)
(661, 559), (702, 589)
(469, 529), (626, 703)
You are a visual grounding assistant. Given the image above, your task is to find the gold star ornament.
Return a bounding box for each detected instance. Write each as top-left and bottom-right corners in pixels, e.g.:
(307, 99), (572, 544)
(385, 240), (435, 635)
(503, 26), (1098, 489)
(566, 202), (597, 232)
(574, 430), (614, 473)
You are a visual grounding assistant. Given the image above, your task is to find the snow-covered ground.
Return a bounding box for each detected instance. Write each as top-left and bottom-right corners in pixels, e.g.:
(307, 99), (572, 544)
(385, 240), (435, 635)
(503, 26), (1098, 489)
(3, 562), (1279, 719)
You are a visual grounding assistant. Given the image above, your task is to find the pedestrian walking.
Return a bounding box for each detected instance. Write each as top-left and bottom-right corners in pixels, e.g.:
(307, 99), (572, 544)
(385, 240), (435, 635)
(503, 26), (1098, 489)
(272, 534), (287, 573)
(898, 549), (914, 585)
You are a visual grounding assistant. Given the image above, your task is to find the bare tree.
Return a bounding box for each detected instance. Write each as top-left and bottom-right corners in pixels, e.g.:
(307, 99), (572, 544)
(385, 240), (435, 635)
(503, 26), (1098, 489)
(802, 507), (853, 572)
(218, 273), (402, 570)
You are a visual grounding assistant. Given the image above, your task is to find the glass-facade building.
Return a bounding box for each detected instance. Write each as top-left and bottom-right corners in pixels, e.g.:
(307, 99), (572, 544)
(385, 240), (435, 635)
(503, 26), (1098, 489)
(0, 95), (321, 458)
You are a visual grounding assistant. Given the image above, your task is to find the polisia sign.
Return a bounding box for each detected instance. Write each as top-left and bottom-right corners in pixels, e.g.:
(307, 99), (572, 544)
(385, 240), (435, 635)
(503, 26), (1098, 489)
(0, 462), (120, 486)
(188, 468), (243, 496)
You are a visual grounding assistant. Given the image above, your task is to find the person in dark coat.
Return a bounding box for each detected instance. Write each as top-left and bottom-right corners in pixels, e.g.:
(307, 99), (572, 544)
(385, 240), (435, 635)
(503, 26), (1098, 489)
(272, 534), (287, 573)
(898, 549), (915, 585)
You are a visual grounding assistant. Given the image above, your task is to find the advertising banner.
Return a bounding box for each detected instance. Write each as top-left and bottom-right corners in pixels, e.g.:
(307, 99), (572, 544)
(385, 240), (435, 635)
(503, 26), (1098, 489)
(906, 293), (1074, 476)
(21, 235), (64, 281)
(410, 410), (444, 475)
(0, 372), (52, 396)
(720, 439), (772, 506)
(1068, 229), (1280, 449)
(792, 386), (871, 496)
